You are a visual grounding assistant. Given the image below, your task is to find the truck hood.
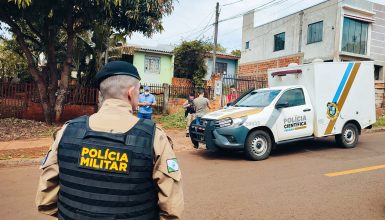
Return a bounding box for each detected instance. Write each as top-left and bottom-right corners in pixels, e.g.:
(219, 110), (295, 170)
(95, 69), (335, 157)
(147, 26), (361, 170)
(203, 107), (263, 120)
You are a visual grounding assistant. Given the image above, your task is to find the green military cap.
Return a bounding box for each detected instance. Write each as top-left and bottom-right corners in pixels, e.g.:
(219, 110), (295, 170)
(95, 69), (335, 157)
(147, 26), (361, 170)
(94, 61), (141, 88)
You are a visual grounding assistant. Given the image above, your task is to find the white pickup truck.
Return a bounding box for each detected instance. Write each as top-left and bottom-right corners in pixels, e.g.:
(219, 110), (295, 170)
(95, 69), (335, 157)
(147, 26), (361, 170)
(189, 61), (376, 161)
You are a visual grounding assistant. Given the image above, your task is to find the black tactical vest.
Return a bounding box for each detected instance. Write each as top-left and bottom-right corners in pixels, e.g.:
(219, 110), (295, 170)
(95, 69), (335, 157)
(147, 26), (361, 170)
(57, 116), (159, 220)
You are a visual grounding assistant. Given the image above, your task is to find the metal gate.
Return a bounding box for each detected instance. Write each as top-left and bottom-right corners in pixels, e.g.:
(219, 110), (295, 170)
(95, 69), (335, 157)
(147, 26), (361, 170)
(222, 76), (267, 105)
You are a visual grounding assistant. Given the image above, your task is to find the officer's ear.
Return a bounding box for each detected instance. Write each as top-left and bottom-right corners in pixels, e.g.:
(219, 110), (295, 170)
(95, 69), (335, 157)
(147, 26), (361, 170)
(127, 84), (139, 108)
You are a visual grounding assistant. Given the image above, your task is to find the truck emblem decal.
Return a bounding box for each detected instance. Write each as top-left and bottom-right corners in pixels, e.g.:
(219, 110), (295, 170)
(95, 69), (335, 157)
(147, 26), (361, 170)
(326, 102), (339, 120)
(324, 63), (361, 135)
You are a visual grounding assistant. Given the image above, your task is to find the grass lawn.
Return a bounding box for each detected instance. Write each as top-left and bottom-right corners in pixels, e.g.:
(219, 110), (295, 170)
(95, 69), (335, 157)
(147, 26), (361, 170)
(154, 110), (186, 129)
(373, 117), (385, 128)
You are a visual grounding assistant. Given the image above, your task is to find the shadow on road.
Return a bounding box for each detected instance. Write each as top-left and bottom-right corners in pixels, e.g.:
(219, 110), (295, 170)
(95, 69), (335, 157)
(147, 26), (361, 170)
(188, 137), (340, 161)
(271, 137), (338, 157)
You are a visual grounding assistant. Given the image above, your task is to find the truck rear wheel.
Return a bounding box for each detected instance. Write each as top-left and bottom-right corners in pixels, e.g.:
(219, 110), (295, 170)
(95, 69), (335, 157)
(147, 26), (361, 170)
(335, 123), (359, 148)
(244, 130), (272, 161)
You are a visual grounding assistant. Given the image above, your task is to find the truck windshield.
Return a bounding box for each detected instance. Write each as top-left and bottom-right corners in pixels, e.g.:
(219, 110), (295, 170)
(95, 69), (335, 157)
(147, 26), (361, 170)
(234, 90), (281, 108)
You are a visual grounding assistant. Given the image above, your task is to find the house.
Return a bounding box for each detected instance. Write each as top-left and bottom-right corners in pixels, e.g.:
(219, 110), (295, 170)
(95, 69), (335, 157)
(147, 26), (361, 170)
(110, 44), (174, 84)
(205, 52), (240, 80)
(239, 0), (385, 114)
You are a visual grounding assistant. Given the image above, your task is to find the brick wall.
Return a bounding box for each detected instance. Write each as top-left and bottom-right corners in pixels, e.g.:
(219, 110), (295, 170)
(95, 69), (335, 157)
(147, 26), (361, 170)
(239, 54), (303, 76)
(167, 96), (222, 115)
(172, 77), (192, 87)
(22, 101), (96, 122)
(375, 82), (385, 117)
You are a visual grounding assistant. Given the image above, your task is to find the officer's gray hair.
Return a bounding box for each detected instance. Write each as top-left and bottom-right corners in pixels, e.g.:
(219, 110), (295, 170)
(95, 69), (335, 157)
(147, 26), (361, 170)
(99, 75), (139, 102)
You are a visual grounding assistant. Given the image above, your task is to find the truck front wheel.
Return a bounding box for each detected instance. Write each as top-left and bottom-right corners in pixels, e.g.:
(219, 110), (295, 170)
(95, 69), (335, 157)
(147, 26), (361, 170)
(244, 130), (272, 161)
(335, 123), (359, 148)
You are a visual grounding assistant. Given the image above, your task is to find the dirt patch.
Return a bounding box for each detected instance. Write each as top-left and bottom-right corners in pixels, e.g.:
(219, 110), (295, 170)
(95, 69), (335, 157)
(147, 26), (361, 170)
(166, 128), (198, 152)
(0, 118), (59, 142)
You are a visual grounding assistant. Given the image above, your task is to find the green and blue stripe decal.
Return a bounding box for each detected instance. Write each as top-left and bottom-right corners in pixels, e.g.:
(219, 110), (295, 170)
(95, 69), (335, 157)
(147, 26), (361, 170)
(324, 63), (361, 135)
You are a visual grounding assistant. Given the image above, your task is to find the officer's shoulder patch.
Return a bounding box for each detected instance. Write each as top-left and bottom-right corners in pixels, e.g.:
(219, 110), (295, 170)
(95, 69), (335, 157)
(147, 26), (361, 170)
(166, 158), (179, 173)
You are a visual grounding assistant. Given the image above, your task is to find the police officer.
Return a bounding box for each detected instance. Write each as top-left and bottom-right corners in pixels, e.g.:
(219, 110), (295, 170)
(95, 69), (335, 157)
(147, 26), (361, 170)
(36, 61), (184, 220)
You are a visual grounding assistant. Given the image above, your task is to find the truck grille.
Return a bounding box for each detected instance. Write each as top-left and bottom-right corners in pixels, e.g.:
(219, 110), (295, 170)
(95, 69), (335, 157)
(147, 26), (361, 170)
(190, 119), (214, 143)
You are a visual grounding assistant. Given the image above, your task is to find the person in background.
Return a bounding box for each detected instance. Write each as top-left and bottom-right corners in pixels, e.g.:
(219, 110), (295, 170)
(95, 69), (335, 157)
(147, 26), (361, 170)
(227, 85), (239, 104)
(183, 93), (196, 137)
(193, 89), (211, 125)
(138, 86), (156, 120)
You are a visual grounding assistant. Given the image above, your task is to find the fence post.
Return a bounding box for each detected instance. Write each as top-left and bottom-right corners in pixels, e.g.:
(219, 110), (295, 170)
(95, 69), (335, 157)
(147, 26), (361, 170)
(162, 83), (169, 114)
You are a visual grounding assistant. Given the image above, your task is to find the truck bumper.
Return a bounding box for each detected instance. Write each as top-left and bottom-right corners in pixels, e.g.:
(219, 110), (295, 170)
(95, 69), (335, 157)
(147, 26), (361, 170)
(190, 119), (249, 151)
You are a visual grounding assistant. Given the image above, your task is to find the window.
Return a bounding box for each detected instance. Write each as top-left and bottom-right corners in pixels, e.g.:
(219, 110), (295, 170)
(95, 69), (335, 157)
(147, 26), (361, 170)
(235, 90), (281, 108)
(215, 62), (228, 75)
(277, 88), (305, 107)
(375, 65), (383, 81)
(274, 32), (285, 51)
(245, 41), (250, 49)
(341, 17), (369, 55)
(144, 55), (160, 74)
(307, 21), (323, 44)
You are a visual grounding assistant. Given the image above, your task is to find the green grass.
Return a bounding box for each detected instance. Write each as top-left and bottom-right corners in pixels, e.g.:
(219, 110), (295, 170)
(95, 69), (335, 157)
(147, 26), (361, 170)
(154, 110), (186, 129)
(373, 117), (385, 128)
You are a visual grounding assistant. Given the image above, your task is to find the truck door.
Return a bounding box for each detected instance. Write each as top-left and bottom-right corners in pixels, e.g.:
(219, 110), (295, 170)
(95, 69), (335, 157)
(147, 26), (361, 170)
(274, 88), (314, 141)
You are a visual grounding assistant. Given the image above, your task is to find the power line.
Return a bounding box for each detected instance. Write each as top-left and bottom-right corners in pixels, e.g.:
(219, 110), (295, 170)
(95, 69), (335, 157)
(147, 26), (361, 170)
(222, 0), (244, 7)
(218, 0), (289, 24)
(219, 0), (305, 39)
(184, 9), (216, 39)
(238, 0), (344, 49)
(215, 0), (340, 51)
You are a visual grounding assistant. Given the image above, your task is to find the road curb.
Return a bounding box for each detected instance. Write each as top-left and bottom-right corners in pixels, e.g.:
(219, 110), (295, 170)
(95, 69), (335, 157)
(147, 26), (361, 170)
(363, 127), (385, 134)
(0, 158), (41, 168)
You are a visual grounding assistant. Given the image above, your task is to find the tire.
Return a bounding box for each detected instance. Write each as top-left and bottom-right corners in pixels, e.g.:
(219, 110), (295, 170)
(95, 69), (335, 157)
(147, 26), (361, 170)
(244, 130), (272, 161)
(335, 123), (359, 148)
(192, 139), (199, 149)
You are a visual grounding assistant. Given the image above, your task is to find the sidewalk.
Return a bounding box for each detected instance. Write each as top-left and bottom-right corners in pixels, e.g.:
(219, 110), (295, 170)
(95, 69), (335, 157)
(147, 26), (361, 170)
(0, 137), (52, 150)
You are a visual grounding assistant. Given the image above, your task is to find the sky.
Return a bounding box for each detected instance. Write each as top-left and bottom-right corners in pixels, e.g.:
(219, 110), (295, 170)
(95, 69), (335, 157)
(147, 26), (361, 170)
(128, 0), (385, 52)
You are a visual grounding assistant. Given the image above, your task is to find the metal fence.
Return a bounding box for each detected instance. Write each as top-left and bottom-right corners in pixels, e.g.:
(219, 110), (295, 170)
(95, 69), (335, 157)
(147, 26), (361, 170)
(222, 76), (268, 105)
(0, 77), (266, 118)
(140, 84), (215, 113)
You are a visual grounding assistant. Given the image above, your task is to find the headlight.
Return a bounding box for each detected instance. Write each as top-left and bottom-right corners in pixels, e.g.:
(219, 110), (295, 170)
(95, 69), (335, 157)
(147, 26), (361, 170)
(232, 116), (248, 127)
(217, 118), (232, 128)
(216, 116), (247, 128)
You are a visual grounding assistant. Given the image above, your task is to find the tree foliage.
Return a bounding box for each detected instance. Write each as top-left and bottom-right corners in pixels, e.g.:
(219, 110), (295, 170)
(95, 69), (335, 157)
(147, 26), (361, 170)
(231, 49), (241, 57)
(173, 40), (209, 87)
(0, 0), (174, 123)
(0, 38), (28, 80)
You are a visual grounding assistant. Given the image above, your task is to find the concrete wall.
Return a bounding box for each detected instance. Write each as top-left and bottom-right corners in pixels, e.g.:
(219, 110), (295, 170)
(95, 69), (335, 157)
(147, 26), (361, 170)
(241, 0), (339, 65)
(301, 0), (339, 63)
(372, 3), (385, 82)
(133, 51), (174, 85)
(205, 58), (238, 80)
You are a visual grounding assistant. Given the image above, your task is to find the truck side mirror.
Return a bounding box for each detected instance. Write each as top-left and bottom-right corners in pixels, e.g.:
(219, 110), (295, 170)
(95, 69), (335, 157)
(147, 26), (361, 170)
(275, 102), (289, 109)
(226, 102), (233, 107)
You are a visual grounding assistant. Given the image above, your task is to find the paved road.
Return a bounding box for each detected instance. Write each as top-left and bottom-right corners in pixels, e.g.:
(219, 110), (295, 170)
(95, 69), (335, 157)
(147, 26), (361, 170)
(1, 132), (385, 220)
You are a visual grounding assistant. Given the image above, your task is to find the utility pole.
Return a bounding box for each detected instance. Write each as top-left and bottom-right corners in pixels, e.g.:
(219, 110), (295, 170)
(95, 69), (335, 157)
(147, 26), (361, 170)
(212, 2), (221, 105)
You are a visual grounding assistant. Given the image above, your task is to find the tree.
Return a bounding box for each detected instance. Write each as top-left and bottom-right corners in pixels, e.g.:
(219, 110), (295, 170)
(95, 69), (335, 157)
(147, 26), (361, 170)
(0, 0), (173, 123)
(0, 38), (28, 80)
(231, 49), (241, 57)
(174, 40), (209, 87)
